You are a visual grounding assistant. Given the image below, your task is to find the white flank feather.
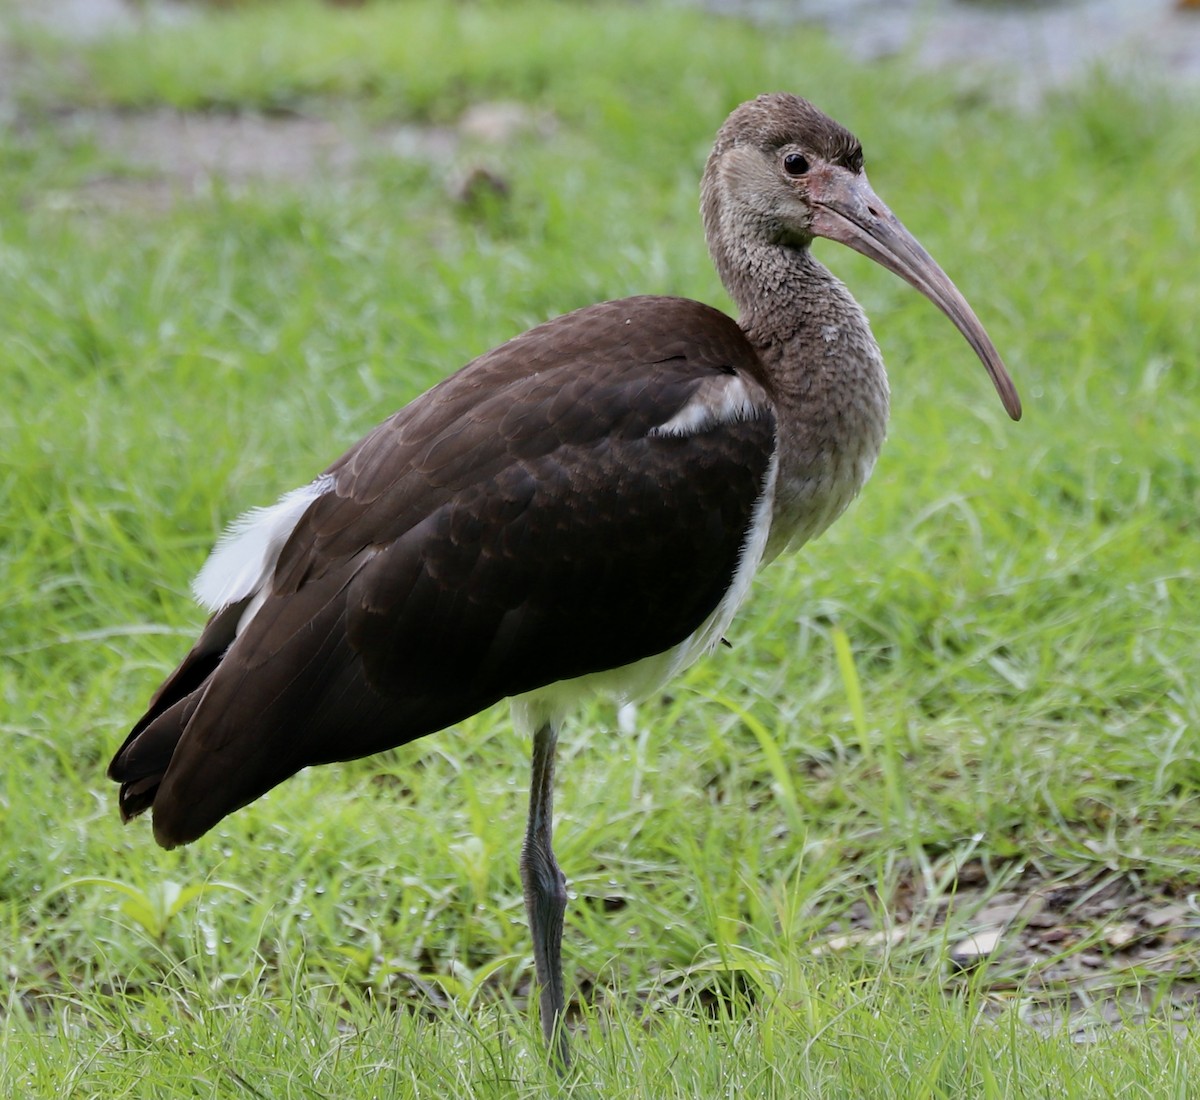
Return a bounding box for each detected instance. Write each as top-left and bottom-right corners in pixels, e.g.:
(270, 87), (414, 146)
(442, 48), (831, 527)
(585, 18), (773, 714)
(192, 475), (334, 613)
(648, 375), (757, 438)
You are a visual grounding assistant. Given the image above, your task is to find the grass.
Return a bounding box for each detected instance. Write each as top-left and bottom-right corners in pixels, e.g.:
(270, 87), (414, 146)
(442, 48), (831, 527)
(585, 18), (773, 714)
(2, 0), (1199, 1095)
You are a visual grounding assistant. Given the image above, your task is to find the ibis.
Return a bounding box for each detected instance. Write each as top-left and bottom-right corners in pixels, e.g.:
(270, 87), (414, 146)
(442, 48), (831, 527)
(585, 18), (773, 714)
(109, 93), (1021, 1064)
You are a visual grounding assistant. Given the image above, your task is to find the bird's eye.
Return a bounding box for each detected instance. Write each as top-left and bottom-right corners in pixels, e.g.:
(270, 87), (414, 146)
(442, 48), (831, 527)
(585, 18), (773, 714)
(783, 153), (810, 177)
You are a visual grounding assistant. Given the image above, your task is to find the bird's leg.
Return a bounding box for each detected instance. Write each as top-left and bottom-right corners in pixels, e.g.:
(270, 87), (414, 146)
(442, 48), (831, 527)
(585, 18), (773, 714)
(520, 720), (570, 1068)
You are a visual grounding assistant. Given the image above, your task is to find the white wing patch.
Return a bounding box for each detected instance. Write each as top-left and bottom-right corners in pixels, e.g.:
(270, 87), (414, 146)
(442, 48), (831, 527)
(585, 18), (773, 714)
(649, 374), (759, 439)
(192, 475), (334, 613)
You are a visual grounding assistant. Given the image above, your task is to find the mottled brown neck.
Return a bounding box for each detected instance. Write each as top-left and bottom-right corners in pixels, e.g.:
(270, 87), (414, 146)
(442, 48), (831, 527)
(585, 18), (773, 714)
(705, 223), (891, 558)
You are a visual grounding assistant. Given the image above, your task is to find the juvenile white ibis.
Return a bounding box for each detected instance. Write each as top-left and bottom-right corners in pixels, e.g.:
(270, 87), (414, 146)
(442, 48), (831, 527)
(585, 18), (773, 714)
(110, 93), (1020, 1064)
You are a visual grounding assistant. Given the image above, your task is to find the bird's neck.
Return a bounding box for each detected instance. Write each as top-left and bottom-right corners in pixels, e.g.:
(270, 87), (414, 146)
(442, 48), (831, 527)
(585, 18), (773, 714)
(723, 242), (891, 559)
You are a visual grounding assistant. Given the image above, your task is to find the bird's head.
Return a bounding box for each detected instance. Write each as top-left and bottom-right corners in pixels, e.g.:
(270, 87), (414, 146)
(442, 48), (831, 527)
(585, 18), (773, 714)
(702, 93), (1022, 421)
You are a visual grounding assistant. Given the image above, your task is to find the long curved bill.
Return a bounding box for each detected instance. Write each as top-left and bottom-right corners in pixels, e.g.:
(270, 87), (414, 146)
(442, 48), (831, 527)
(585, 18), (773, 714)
(809, 168), (1022, 421)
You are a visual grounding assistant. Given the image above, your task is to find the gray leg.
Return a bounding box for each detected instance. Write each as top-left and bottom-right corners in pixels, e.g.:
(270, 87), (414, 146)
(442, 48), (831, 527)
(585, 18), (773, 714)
(520, 721), (570, 1068)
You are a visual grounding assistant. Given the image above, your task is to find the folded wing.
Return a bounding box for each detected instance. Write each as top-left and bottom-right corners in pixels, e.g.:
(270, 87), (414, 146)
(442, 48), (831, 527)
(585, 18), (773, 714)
(109, 297), (776, 847)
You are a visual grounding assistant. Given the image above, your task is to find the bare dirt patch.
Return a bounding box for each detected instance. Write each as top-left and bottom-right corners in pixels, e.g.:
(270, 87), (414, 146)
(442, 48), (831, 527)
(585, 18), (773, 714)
(24, 102), (554, 211)
(706, 0), (1200, 107)
(823, 862), (1200, 1038)
(57, 109), (459, 208)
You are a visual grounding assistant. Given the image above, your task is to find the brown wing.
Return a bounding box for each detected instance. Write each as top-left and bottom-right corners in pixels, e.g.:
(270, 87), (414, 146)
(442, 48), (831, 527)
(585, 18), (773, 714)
(109, 297), (776, 847)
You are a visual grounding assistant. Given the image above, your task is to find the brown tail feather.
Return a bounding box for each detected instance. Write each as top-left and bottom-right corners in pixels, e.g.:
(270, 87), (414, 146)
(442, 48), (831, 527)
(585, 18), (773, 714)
(112, 693), (201, 823)
(109, 603), (241, 831)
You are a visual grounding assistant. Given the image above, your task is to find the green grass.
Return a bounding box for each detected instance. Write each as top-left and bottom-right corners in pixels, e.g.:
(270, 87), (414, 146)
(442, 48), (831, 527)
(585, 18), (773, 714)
(2, 1), (1200, 1095)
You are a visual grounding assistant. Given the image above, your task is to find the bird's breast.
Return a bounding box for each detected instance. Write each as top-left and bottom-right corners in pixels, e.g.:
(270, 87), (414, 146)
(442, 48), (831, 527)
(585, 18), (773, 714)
(756, 307), (890, 561)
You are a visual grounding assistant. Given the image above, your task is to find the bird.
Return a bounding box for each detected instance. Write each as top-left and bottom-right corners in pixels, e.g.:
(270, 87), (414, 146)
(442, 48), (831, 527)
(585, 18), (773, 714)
(109, 92), (1021, 1066)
